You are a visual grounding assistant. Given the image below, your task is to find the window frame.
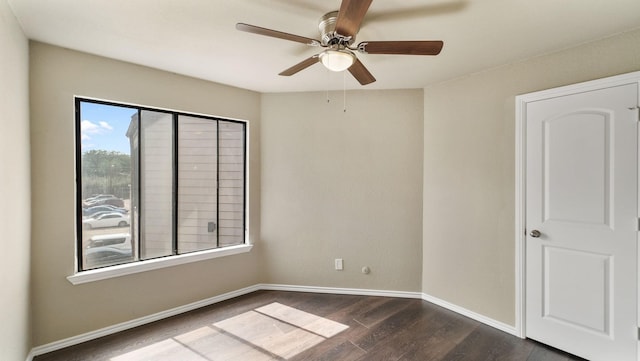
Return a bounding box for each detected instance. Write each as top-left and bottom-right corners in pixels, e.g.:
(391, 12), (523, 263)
(70, 97), (251, 284)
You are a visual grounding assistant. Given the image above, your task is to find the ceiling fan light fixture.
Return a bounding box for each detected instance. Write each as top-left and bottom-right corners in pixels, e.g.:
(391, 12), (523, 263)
(319, 49), (355, 72)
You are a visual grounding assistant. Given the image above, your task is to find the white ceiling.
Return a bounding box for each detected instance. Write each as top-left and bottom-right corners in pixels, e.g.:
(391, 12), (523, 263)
(8, 0), (640, 93)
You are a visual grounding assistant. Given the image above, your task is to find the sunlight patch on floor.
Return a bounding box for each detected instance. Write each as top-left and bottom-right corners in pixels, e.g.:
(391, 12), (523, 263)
(110, 302), (349, 360)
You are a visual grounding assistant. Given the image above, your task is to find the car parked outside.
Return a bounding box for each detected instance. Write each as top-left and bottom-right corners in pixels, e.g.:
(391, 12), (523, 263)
(85, 194), (116, 202)
(99, 198), (125, 208)
(85, 246), (133, 269)
(84, 210), (126, 220)
(84, 197), (125, 208)
(87, 233), (131, 248)
(83, 194), (115, 205)
(83, 195), (124, 208)
(83, 205), (128, 217)
(82, 212), (130, 229)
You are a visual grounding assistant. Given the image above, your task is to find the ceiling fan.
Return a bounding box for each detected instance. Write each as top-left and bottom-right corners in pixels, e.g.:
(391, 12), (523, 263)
(236, 0), (444, 85)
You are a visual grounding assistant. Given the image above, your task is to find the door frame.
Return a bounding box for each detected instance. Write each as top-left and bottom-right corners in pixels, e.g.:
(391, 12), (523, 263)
(514, 71), (640, 341)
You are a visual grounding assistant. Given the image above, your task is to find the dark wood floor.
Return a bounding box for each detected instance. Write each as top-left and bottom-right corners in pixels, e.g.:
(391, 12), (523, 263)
(34, 290), (585, 361)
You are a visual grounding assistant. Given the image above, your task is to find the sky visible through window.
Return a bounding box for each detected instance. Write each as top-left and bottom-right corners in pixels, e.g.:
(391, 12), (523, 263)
(80, 102), (136, 154)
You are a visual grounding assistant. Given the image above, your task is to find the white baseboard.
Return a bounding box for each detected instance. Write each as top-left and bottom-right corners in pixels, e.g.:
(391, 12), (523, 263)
(421, 292), (519, 337)
(25, 350), (35, 361)
(26, 284), (516, 360)
(27, 284), (262, 360)
(257, 283), (423, 299)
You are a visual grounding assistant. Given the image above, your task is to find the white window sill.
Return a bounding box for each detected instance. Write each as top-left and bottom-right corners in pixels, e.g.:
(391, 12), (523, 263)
(67, 244), (253, 285)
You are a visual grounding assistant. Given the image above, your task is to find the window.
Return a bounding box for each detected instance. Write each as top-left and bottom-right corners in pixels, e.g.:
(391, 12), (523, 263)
(76, 98), (247, 272)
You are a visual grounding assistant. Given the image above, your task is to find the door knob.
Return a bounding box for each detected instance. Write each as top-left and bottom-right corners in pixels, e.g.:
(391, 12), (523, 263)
(530, 230), (541, 238)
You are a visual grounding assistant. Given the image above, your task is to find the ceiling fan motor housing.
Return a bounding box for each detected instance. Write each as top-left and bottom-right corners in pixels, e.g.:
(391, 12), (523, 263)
(319, 11), (354, 47)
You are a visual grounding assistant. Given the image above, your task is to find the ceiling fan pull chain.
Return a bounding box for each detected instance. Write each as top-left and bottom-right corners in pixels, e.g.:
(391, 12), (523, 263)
(343, 71), (347, 112)
(326, 68), (331, 103)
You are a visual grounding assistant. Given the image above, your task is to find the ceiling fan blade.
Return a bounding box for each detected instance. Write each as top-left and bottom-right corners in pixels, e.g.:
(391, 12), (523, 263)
(236, 23), (320, 46)
(358, 40), (444, 55)
(348, 59), (376, 85)
(335, 0), (373, 38)
(279, 55), (320, 76)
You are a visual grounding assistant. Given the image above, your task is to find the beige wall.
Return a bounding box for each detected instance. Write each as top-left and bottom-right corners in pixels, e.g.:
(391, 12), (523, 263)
(261, 90), (424, 291)
(0, 0), (31, 359)
(29, 42), (263, 345)
(422, 28), (640, 325)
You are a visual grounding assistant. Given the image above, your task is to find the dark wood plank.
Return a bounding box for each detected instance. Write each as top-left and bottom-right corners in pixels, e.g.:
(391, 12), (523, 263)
(352, 300), (424, 351)
(440, 324), (535, 361)
(527, 342), (588, 361)
(291, 340), (366, 361)
(353, 297), (415, 328)
(378, 303), (479, 361)
(34, 291), (586, 361)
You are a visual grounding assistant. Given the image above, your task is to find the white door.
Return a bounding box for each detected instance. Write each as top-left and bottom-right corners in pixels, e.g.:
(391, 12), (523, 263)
(525, 82), (638, 361)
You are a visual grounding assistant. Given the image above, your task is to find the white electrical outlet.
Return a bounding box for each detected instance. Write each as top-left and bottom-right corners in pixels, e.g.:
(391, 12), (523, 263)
(335, 258), (343, 271)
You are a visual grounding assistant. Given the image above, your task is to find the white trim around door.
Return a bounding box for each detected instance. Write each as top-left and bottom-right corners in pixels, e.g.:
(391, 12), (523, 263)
(514, 70), (640, 340)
